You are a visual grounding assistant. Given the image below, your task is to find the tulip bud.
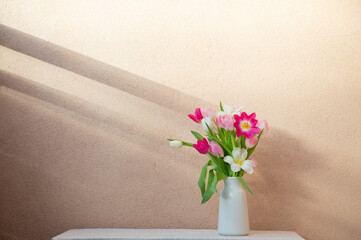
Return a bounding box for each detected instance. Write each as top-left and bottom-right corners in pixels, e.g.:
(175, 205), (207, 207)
(170, 140), (183, 148)
(245, 136), (258, 149)
(210, 141), (224, 157)
(257, 120), (269, 134)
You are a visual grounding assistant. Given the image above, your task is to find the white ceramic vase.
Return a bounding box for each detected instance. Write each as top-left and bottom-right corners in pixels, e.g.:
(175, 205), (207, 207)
(218, 177), (249, 236)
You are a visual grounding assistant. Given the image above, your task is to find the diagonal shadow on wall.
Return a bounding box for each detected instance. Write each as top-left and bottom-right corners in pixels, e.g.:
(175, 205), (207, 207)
(0, 69), (203, 179)
(0, 24), (207, 114)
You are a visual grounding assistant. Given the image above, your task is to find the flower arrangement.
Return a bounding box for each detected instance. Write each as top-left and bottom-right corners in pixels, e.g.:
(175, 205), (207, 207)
(168, 102), (268, 204)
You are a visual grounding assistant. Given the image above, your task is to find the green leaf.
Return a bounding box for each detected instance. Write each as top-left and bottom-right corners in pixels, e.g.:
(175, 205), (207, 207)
(237, 177), (254, 196)
(201, 167), (230, 204)
(209, 172), (218, 194)
(220, 101), (224, 111)
(236, 136), (241, 148)
(191, 131), (204, 140)
(205, 123), (215, 137)
(240, 135), (246, 149)
(207, 153), (228, 176)
(216, 155), (229, 176)
(223, 131), (229, 146)
(201, 170), (216, 204)
(201, 167), (229, 204)
(215, 170), (227, 183)
(214, 122), (225, 143)
(225, 132), (233, 152)
(198, 160), (212, 196)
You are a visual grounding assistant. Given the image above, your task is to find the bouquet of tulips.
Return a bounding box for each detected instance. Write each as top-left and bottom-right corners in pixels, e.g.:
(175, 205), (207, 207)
(168, 102), (268, 204)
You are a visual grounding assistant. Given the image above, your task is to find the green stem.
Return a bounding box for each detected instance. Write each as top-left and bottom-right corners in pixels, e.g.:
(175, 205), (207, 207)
(182, 142), (194, 147)
(231, 134), (236, 149)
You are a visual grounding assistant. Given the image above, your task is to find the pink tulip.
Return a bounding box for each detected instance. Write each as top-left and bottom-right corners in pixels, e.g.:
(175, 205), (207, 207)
(245, 136), (258, 149)
(188, 107), (216, 124)
(201, 107), (216, 119)
(216, 115), (234, 131)
(257, 120), (269, 134)
(193, 138), (210, 154)
(188, 108), (203, 123)
(234, 112), (261, 139)
(209, 141), (224, 157)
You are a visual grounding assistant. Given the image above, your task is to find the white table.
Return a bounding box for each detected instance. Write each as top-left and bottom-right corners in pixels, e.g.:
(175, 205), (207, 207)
(52, 229), (305, 240)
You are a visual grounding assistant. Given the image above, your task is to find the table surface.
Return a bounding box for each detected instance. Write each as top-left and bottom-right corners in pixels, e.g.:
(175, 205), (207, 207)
(52, 229), (305, 240)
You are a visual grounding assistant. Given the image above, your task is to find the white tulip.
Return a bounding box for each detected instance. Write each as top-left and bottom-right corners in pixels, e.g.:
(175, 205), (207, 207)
(216, 111), (226, 117)
(201, 117), (213, 132)
(169, 140), (183, 148)
(224, 148), (256, 174)
(223, 105), (244, 116)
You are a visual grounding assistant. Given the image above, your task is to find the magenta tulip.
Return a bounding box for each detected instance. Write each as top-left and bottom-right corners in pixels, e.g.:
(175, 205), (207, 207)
(193, 138), (210, 154)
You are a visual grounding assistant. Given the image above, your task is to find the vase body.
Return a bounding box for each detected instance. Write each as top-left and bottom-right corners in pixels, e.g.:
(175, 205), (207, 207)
(218, 177), (249, 236)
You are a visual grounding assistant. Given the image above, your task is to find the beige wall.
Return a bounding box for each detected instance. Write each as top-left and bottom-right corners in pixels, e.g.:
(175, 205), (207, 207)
(1, 1), (361, 239)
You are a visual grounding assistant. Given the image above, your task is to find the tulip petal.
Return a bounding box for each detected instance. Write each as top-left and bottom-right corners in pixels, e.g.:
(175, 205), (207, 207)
(216, 111), (226, 117)
(195, 108), (203, 120)
(233, 114), (241, 121)
(232, 148), (242, 160)
(249, 118), (258, 127)
(223, 105), (233, 115)
(251, 159), (258, 167)
(245, 137), (258, 149)
(201, 107), (216, 119)
(224, 156), (235, 164)
(240, 112), (247, 119)
(188, 114), (200, 123)
(231, 163), (241, 172)
(240, 148), (248, 160)
(210, 141), (224, 157)
(241, 164), (254, 174)
(193, 139), (209, 154)
(244, 160), (256, 167)
(248, 112), (256, 120)
(234, 106), (244, 113)
(257, 120), (269, 134)
(201, 117), (212, 132)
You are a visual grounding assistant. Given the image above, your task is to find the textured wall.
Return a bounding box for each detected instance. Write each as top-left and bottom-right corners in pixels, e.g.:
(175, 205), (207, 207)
(0, 1), (361, 240)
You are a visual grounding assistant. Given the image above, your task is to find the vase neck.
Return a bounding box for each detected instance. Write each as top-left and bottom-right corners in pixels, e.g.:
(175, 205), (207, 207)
(224, 177), (243, 189)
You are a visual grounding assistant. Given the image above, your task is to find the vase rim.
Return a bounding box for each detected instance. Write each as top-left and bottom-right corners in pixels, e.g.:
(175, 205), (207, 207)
(224, 177), (240, 183)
